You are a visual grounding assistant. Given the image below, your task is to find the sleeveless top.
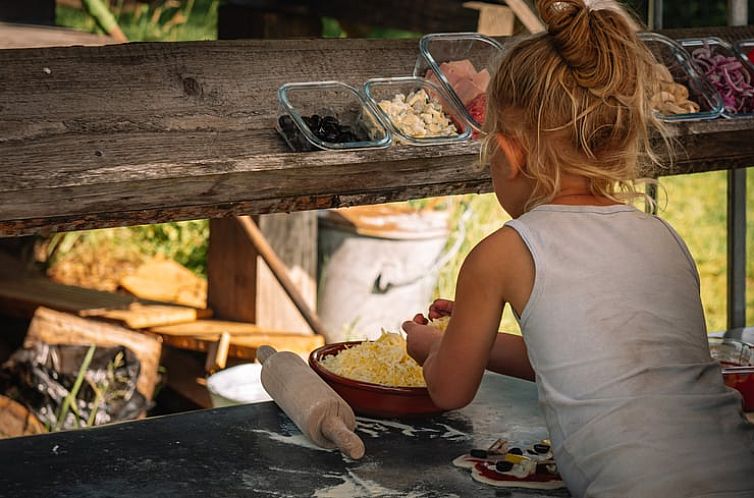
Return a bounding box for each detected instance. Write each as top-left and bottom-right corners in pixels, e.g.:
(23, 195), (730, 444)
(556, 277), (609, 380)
(505, 204), (754, 498)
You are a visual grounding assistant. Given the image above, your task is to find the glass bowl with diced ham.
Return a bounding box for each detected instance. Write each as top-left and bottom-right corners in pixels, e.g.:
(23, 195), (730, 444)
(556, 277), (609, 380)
(708, 337), (754, 411)
(414, 32), (504, 132)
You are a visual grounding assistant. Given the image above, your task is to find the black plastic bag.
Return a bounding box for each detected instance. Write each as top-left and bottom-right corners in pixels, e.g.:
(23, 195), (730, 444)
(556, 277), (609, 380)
(0, 342), (149, 431)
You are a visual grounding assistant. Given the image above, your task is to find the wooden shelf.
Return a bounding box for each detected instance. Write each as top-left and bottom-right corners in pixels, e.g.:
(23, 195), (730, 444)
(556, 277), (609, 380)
(1, 27), (753, 236)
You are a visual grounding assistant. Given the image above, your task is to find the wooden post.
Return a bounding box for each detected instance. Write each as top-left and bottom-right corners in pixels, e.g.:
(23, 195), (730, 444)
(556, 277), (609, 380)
(464, 2), (515, 36)
(207, 218), (258, 324)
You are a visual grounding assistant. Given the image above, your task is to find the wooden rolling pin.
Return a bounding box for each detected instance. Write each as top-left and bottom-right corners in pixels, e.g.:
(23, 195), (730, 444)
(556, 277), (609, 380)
(257, 345), (365, 459)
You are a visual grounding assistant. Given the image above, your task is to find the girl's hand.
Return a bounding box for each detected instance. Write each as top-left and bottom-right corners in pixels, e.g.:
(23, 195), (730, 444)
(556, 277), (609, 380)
(428, 298), (454, 320)
(402, 320), (442, 365)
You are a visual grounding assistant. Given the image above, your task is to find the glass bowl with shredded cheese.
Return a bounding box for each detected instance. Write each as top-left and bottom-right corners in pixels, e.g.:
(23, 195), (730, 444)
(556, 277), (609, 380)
(363, 77), (472, 146)
(309, 332), (444, 418)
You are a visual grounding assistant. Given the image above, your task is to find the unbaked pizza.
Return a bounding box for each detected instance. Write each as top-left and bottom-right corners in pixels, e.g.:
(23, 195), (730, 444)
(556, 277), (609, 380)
(453, 438), (566, 490)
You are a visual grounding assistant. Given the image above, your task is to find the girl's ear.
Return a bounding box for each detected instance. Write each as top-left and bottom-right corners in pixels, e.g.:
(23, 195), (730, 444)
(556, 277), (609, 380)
(495, 133), (525, 179)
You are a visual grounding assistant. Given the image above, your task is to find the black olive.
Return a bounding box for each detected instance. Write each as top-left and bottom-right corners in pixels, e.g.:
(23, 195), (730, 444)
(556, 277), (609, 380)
(323, 115), (339, 127)
(310, 114), (322, 128)
(495, 461), (514, 473)
(533, 443), (551, 454)
(302, 116), (314, 128)
(508, 447), (523, 455)
(278, 115), (295, 130)
(325, 131), (339, 142)
(340, 132), (357, 142)
(469, 449), (488, 458)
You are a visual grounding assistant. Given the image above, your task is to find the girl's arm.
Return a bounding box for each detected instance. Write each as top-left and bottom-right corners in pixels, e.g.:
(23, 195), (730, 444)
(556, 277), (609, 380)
(404, 227), (533, 410)
(405, 319), (534, 381)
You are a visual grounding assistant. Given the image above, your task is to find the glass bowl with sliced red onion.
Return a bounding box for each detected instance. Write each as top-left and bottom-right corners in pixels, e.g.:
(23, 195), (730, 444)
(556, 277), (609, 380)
(680, 37), (754, 118)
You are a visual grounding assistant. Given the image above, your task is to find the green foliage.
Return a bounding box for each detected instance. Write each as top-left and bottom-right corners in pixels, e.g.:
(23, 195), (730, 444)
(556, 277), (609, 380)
(57, 0), (219, 42)
(127, 221), (209, 276)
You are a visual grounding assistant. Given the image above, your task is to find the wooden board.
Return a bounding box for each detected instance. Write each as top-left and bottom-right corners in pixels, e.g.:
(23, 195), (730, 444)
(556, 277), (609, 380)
(0, 22), (114, 49)
(150, 320), (324, 359)
(119, 258), (207, 310)
(207, 218), (258, 323)
(0, 395), (46, 439)
(25, 307), (162, 400)
(0, 276), (137, 318)
(256, 212), (317, 333)
(0, 28), (753, 236)
(80, 303), (212, 329)
(0, 276), (210, 328)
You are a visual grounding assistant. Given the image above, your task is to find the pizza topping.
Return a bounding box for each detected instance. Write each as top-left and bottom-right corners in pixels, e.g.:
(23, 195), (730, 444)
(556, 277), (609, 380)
(487, 438), (509, 455)
(533, 443), (551, 454)
(495, 461), (514, 472)
(469, 449), (488, 458)
(508, 447), (523, 455)
(377, 90), (458, 139)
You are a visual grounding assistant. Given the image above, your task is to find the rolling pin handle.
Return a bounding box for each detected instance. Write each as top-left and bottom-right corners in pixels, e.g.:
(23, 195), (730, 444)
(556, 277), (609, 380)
(321, 415), (365, 460)
(256, 345), (277, 364)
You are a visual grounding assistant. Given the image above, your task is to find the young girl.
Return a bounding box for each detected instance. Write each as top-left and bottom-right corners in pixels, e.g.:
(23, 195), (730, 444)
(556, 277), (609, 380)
(403, 1), (754, 496)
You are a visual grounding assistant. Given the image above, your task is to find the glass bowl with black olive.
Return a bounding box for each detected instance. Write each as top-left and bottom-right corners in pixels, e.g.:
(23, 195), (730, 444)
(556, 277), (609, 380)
(277, 81), (392, 152)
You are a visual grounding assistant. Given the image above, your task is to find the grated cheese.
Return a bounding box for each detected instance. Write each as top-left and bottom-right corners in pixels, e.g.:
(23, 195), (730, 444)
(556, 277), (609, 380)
(319, 332), (426, 387)
(430, 316), (450, 332)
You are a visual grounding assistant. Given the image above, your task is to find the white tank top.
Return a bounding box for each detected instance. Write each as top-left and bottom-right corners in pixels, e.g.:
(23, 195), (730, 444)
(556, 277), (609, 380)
(505, 204), (754, 498)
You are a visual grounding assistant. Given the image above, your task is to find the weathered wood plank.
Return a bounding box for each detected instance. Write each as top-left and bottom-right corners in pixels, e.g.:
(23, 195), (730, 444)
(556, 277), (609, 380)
(0, 22), (114, 49)
(0, 30), (752, 236)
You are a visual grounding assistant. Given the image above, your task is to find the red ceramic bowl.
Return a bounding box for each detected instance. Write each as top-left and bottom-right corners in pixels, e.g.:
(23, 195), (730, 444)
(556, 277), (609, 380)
(309, 341), (443, 418)
(709, 337), (754, 411)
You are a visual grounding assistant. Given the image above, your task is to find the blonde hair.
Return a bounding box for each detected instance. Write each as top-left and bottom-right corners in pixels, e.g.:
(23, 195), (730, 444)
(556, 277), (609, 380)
(482, 0), (668, 211)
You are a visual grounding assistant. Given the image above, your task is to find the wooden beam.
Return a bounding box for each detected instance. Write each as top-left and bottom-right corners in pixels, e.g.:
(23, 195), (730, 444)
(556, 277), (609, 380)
(464, 2), (515, 36)
(0, 22), (115, 49)
(0, 28), (753, 236)
(501, 0), (544, 33)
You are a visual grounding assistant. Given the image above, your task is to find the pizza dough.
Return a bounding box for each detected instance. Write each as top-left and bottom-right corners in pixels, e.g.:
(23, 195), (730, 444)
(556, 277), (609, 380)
(452, 438), (566, 491)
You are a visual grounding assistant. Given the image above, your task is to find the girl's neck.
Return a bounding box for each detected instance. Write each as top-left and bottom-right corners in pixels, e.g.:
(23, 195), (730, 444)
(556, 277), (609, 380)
(550, 192), (621, 206)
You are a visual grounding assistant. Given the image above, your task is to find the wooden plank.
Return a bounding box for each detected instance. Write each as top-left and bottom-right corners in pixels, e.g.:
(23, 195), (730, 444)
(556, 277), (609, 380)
(0, 276), (138, 318)
(0, 22), (114, 49)
(501, 0), (544, 33)
(207, 218), (258, 323)
(224, 0), (481, 33)
(464, 2), (515, 36)
(80, 303), (212, 329)
(119, 258), (207, 310)
(0, 275), (210, 328)
(256, 212), (317, 334)
(150, 319), (325, 359)
(0, 28), (752, 236)
(25, 307), (162, 400)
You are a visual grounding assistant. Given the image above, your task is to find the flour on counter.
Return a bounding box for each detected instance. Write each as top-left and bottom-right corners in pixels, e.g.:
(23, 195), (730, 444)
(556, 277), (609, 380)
(356, 417), (469, 441)
(313, 469), (455, 498)
(249, 429), (334, 452)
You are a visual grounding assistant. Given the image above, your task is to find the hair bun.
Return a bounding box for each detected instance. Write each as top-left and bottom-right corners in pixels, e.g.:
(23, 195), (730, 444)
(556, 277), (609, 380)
(536, 0), (637, 93)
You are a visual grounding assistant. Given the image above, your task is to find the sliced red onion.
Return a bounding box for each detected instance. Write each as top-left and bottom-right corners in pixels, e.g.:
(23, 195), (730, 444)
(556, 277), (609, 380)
(692, 42), (754, 114)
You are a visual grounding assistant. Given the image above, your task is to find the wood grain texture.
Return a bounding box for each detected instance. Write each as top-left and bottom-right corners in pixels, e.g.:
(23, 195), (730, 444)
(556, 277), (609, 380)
(256, 212), (317, 334)
(0, 30), (752, 236)
(207, 218), (258, 323)
(0, 22), (114, 49)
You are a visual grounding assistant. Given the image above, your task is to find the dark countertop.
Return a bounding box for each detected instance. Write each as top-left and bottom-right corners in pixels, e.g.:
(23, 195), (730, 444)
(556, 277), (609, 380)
(0, 373), (569, 498)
